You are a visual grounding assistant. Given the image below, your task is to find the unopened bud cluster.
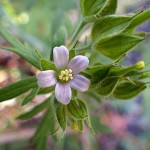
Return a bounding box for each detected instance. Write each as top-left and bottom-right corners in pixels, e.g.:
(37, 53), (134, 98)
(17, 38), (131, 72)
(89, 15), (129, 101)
(59, 69), (73, 81)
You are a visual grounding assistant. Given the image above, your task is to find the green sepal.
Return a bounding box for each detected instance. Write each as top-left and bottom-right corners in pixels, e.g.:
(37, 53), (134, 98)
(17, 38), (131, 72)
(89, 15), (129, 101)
(0, 77), (37, 102)
(56, 103), (67, 131)
(67, 99), (88, 120)
(40, 59), (56, 71)
(37, 86), (55, 94)
(113, 81), (147, 99)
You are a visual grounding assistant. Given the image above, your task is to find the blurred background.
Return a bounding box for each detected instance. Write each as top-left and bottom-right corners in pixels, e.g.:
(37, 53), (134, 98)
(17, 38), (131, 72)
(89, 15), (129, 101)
(0, 0), (150, 150)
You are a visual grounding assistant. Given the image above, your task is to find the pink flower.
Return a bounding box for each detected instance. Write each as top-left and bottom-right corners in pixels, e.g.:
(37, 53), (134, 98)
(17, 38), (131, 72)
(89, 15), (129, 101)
(36, 46), (90, 105)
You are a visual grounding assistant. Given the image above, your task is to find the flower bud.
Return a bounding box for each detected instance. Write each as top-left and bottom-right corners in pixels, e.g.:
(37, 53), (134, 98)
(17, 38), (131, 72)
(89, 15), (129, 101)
(134, 61), (145, 70)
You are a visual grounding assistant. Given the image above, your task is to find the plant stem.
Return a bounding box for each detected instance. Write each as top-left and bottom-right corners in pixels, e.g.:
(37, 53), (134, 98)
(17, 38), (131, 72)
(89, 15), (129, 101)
(67, 19), (86, 50)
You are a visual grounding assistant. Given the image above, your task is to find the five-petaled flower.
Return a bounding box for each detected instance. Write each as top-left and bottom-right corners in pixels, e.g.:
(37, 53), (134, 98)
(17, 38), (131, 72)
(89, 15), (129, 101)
(36, 46), (90, 105)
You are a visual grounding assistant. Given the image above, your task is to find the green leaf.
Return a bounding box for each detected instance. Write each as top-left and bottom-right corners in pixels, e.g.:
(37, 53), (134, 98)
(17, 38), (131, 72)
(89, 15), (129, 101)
(0, 77), (37, 102)
(92, 15), (133, 41)
(80, 0), (105, 16)
(125, 8), (150, 32)
(94, 34), (144, 60)
(107, 61), (145, 77)
(56, 103), (67, 131)
(96, 76), (119, 96)
(84, 64), (111, 85)
(41, 59), (56, 71)
(90, 116), (111, 133)
(17, 99), (50, 120)
(35, 136), (47, 150)
(86, 113), (96, 135)
(67, 99), (88, 120)
(33, 98), (58, 141)
(98, 0), (117, 17)
(0, 25), (41, 69)
(69, 49), (75, 60)
(37, 86), (55, 94)
(113, 81), (147, 99)
(22, 88), (38, 106)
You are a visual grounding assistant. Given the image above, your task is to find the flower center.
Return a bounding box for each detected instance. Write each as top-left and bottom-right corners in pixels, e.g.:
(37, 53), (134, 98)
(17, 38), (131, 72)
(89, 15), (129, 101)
(59, 69), (73, 81)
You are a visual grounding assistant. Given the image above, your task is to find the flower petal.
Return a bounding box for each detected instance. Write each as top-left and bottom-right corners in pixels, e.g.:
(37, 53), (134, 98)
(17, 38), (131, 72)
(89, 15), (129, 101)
(36, 70), (57, 88)
(70, 75), (90, 92)
(53, 45), (69, 69)
(67, 55), (89, 74)
(55, 83), (72, 105)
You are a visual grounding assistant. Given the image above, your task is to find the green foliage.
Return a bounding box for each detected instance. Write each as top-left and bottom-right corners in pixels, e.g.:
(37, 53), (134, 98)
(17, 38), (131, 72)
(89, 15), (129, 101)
(56, 103), (67, 131)
(113, 81), (147, 99)
(22, 88), (38, 105)
(37, 87), (55, 94)
(94, 34), (144, 60)
(33, 98), (59, 141)
(85, 64), (111, 85)
(67, 99), (88, 120)
(17, 99), (50, 120)
(1, 0), (150, 143)
(80, 0), (105, 16)
(35, 136), (47, 150)
(40, 59), (56, 71)
(0, 77), (37, 102)
(98, 0), (117, 17)
(0, 24), (41, 69)
(91, 15), (133, 41)
(96, 76), (119, 96)
(125, 8), (150, 32)
(90, 116), (111, 133)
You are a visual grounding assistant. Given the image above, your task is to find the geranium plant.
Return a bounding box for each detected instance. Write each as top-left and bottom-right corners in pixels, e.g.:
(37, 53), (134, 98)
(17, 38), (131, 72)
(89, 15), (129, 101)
(0, 0), (150, 149)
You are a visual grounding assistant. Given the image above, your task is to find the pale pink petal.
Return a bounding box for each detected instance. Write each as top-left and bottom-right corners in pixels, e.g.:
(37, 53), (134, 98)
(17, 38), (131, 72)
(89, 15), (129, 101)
(55, 82), (72, 105)
(70, 74), (90, 92)
(53, 45), (69, 69)
(67, 55), (89, 74)
(36, 70), (57, 88)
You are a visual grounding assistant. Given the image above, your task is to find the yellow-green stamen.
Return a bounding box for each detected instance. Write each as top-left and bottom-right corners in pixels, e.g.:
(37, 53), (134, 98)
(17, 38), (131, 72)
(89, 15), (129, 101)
(59, 69), (73, 81)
